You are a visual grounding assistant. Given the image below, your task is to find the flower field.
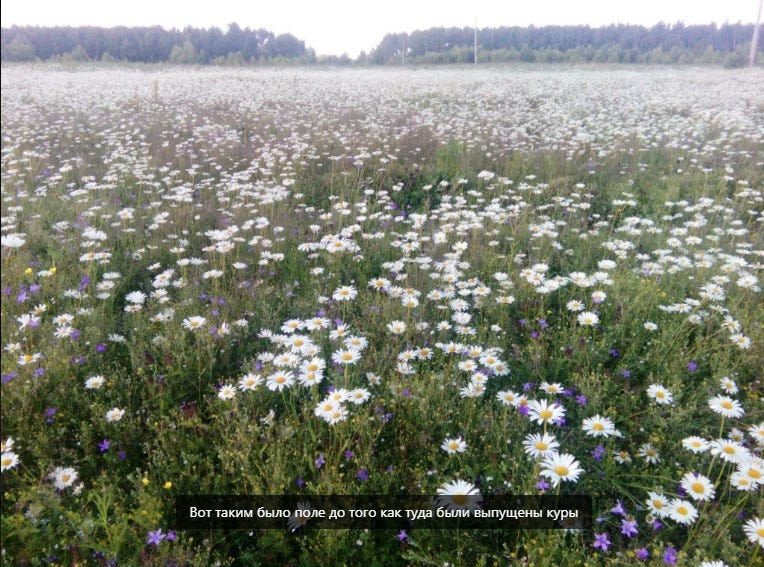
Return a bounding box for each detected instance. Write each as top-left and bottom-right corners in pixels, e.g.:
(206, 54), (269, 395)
(1, 64), (763, 566)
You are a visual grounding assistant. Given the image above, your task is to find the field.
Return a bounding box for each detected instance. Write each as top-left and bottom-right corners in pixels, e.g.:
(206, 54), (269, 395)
(1, 64), (763, 566)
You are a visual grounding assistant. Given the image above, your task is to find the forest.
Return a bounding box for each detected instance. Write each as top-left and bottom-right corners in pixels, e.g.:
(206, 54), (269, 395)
(1, 22), (762, 65)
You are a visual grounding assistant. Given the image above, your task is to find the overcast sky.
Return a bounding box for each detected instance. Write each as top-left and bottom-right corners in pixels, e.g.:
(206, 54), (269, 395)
(1, 0), (760, 57)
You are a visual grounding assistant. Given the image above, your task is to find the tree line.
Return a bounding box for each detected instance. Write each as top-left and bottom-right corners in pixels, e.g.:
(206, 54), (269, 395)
(1, 22), (761, 66)
(1, 24), (311, 64)
(369, 23), (762, 66)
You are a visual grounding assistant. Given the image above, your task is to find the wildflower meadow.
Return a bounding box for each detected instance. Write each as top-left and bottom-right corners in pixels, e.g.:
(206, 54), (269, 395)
(1, 64), (763, 566)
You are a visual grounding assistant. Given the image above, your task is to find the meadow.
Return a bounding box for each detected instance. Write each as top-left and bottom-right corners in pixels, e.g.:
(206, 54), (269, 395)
(1, 63), (763, 566)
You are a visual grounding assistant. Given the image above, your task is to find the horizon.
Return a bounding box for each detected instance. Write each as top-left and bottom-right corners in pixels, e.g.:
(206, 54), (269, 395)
(1, 0), (760, 57)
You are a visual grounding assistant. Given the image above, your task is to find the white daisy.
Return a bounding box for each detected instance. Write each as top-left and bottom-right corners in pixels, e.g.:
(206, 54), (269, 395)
(540, 453), (583, 487)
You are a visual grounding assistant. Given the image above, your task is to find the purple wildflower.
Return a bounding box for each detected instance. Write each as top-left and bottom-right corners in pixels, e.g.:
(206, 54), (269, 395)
(357, 468), (368, 481)
(2, 372), (19, 384)
(611, 500), (626, 516)
(98, 439), (111, 453)
(593, 532), (610, 551)
(397, 530), (408, 542)
(315, 455), (326, 469)
(621, 518), (638, 538)
(146, 529), (165, 546)
(663, 545), (677, 565)
(636, 548), (649, 561)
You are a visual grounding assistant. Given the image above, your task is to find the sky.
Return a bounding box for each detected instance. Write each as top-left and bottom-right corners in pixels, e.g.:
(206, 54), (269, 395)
(1, 0), (760, 57)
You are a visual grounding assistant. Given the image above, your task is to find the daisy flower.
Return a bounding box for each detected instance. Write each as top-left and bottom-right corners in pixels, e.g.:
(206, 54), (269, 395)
(332, 285), (357, 302)
(680, 472), (716, 502)
(331, 348), (361, 365)
(218, 384), (237, 400)
(527, 399), (565, 425)
(85, 375), (105, 389)
(582, 415), (618, 438)
(50, 466), (79, 490)
(387, 321), (407, 334)
(105, 408), (125, 423)
(322, 405), (348, 425)
(577, 311), (600, 326)
(1, 451), (20, 472)
(298, 370), (323, 387)
(496, 390), (521, 407)
(709, 439), (750, 463)
(288, 502), (313, 532)
(729, 333), (751, 350)
(719, 377), (738, 394)
(646, 384), (673, 405)
(742, 517), (764, 548)
(637, 443), (660, 464)
(540, 453), (584, 487)
(305, 317), (330, 331)
(668, 499), (698, 525)
(441, 437), (467, 455)
(314, 399), (339, 419)
(182, 316), (206, 331)
(348, 388), (370, 404)
(523, 432), (559, 459)
(435, 479), (482, 510)
(645, 491), (670, 518)
(681, 436), (709, 454)
(748, 422), (764, 446)
(736, 458), (763, 488)
(540, 382), (564, 395)
(344, 336), (368, 351)
(729, 471), (758, 491)
(266, 371), (295, 392)
(708, 395), (744, 419)
(238, 373), (262, 391)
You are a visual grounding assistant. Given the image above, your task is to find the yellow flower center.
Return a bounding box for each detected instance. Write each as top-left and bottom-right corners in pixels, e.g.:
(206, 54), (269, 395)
(721, 400), (733, 409)
(539, 409), (552, 420)
(452, 494), (467, 506)
(535, 442), (548, 450)
(554, 466), (569, 476)
(691, 482), (704, 494)
(593, 423), (604, 431)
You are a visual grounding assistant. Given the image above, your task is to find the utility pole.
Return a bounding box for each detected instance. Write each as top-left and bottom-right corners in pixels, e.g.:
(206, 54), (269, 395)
(474, 18), (478, 65)
(752, 0), (763, 67)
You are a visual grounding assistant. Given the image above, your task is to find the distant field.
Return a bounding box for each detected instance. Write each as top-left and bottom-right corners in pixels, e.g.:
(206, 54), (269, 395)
(1, 64), (762, 566)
